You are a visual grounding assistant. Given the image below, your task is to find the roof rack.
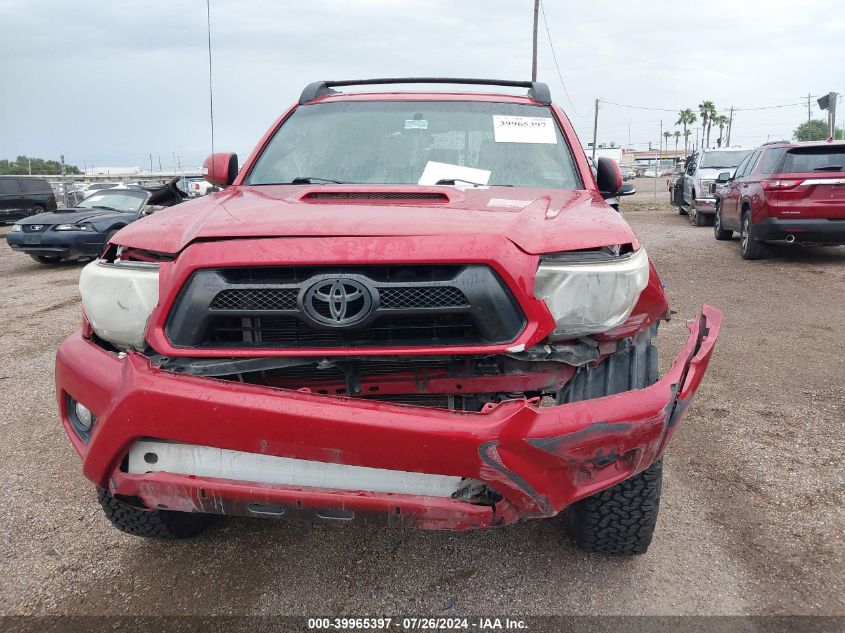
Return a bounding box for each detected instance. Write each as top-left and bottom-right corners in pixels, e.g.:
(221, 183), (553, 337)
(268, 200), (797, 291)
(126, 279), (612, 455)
(298, 78), (551, 105)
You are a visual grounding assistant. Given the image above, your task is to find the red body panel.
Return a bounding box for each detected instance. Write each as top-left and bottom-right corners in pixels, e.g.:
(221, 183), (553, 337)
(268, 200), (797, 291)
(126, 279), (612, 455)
(56, 307), (721, 529)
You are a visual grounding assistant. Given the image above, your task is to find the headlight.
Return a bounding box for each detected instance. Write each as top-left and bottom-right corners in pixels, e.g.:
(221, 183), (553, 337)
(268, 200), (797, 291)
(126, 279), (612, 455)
(55, 224), (90, 231)
(534, 247), (650, 340)
(79, 260), (160, 350)
(11, 224), (22, 232)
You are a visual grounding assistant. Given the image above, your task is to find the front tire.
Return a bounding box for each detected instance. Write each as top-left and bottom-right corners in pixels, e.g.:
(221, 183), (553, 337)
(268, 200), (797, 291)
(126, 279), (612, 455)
(690, 198), (708, 226)
(740, 210), (766, 260)
(564, 459), (663, 555)
(97, 488), (213, 539)
(714, 202), (733, 240)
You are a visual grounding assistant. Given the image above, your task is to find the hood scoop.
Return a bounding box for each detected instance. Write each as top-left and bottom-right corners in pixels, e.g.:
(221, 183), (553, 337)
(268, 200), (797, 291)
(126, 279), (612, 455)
(300, 190), (451, 203)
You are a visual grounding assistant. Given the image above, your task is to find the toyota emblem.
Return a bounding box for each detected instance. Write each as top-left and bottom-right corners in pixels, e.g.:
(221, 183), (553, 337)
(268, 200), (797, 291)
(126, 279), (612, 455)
(303, 277), (374, 327)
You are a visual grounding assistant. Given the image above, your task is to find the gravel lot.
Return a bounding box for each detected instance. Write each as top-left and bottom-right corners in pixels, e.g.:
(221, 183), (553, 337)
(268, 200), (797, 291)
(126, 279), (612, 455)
(1, 188), (843, 617)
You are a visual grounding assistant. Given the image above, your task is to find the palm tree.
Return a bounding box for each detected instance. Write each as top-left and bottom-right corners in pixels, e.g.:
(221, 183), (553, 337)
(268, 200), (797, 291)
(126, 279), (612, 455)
(676, 109), (697, 156)
(673, 130), (681, 156)
(699, 101), (717, 148)
(713, 114), (729, 147)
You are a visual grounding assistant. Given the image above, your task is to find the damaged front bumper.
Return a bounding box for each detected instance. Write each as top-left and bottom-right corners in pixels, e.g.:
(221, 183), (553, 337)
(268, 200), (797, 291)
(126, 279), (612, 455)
(55, 306), (721, 530)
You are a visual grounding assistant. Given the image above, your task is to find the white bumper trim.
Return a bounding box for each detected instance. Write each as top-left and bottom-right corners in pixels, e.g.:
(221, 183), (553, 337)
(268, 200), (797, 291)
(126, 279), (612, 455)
(127, 440), (464, 498)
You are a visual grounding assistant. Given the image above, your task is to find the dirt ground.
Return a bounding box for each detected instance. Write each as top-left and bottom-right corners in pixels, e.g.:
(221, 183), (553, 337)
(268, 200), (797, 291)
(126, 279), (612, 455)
(0, 183), (843, 617)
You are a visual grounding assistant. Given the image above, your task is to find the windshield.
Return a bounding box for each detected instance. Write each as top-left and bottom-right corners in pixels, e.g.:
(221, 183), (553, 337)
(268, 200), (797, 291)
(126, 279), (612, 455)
(246, 101), (581, 189)
(77, 189), (147, 212)
(700, 150), (752, 169)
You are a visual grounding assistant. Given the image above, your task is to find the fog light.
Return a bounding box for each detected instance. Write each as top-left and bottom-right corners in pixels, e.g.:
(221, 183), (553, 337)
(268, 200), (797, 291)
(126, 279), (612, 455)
(74, 402), (93, 431)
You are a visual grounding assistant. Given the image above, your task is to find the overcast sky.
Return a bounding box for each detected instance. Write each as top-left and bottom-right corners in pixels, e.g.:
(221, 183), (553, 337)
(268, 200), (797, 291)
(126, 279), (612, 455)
(1, 0), (842, 170)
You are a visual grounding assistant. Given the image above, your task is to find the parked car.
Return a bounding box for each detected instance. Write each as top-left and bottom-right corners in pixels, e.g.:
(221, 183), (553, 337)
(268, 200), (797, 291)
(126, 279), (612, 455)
(58, 78), (721, 554)
(679, 148), (753, 226)
(712, 140), (845, 259)
(0, 176), (57, 223)
(619, 165), (636, 181)
(6, 178), (185, 263)
(72, 182), (120, 203)
(184, 177), (217, 197)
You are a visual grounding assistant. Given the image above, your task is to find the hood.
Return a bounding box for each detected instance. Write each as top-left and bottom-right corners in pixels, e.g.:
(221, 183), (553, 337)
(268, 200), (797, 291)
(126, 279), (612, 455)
(18, 208), (119, 225)
(113, 185), (639, 255)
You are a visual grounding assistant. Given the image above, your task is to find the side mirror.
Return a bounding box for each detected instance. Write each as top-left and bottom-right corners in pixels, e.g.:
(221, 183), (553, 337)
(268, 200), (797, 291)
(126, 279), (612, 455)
(202, 152), (239, 187)
(596, 157), (622, 198)
(716, 171), (732, 183)
(618, 183), (636, 196)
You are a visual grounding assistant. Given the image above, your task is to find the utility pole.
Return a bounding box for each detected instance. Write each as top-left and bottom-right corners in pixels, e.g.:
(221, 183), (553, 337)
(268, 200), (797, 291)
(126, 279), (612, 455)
(591, 98), (599, 160)
(27, 157), (31, 175)
(653, 120), (660, 208)
(806, 93), (813, 123)
(531, 0), (539, 82)
(726, 106), (734, 147)
(206, 0), (215, 157)
(60, 155), (68, 207)
(149, 154), (153, 174)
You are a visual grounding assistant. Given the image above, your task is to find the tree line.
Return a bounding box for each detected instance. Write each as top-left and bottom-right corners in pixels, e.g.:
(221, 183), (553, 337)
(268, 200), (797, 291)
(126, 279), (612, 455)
(0, 156), (82, 176)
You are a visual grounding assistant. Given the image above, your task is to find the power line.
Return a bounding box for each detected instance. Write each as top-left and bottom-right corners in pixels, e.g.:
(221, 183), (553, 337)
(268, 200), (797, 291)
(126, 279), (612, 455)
(599, 100), (678, 113)
(600, 99), (807, 113)
(732, 102), (804, 111)
(538, 0), (582, 117)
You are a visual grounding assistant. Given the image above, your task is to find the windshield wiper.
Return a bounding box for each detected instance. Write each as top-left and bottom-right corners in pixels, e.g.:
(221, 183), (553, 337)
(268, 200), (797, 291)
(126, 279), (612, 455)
(813, 165), (843, 171)
(90, 205), (120, 211)
(435, 178), (511, 187)
(290, 176), (350, 184)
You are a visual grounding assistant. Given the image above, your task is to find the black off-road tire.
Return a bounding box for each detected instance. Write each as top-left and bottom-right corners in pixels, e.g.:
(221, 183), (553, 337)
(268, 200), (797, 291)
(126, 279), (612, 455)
(714, 202), (733, 240)
(564, 459), (663, 555)
(97, 487), (213, 539)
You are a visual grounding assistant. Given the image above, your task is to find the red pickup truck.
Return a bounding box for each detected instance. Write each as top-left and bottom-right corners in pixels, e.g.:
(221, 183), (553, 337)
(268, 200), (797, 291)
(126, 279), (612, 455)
(58, 78), (721, 555)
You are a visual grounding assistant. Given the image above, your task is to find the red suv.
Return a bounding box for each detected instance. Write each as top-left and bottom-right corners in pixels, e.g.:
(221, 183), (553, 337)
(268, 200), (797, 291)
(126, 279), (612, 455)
(58, 78), (721, 555)
(713, 140), (845, 259)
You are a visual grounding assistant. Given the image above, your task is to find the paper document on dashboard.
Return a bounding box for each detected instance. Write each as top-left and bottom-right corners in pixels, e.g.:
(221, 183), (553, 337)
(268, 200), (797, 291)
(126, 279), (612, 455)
(418, 161), (491, 186)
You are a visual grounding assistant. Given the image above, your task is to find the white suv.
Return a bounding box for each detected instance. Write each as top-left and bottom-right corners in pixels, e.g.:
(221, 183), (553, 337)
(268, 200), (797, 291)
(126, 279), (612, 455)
(680, 148), (752, 226)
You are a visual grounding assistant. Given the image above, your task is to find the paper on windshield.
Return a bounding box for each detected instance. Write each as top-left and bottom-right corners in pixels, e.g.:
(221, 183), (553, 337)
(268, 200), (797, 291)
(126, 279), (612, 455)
(86, 195), (105, 202)
(418, 161), (491, 186)
(493, 115), (557, 144)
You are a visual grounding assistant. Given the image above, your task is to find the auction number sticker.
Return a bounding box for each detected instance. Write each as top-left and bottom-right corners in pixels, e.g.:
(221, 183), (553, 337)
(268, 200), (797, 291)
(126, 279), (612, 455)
(307, 617), (472, 630)
(492, 115), (557, 144)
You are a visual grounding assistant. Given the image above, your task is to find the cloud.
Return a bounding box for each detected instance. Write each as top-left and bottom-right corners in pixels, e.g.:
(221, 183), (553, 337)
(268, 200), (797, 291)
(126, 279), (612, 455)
(0, 0), (842, 167)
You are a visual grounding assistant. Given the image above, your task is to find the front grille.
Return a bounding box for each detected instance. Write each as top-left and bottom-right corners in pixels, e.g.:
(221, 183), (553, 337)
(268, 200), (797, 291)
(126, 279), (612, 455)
(166, 264), (525, 349)
(207, 314), (478, 347)
(209, 286), (467, 311)
(211, 288), (298, 311)
(379, 286), (467, 309)
(23, 224), (48, 232)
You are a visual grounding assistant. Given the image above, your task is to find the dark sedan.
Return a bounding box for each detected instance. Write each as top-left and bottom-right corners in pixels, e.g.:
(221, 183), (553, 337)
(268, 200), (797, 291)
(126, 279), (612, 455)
(6, 185), (180, 264)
